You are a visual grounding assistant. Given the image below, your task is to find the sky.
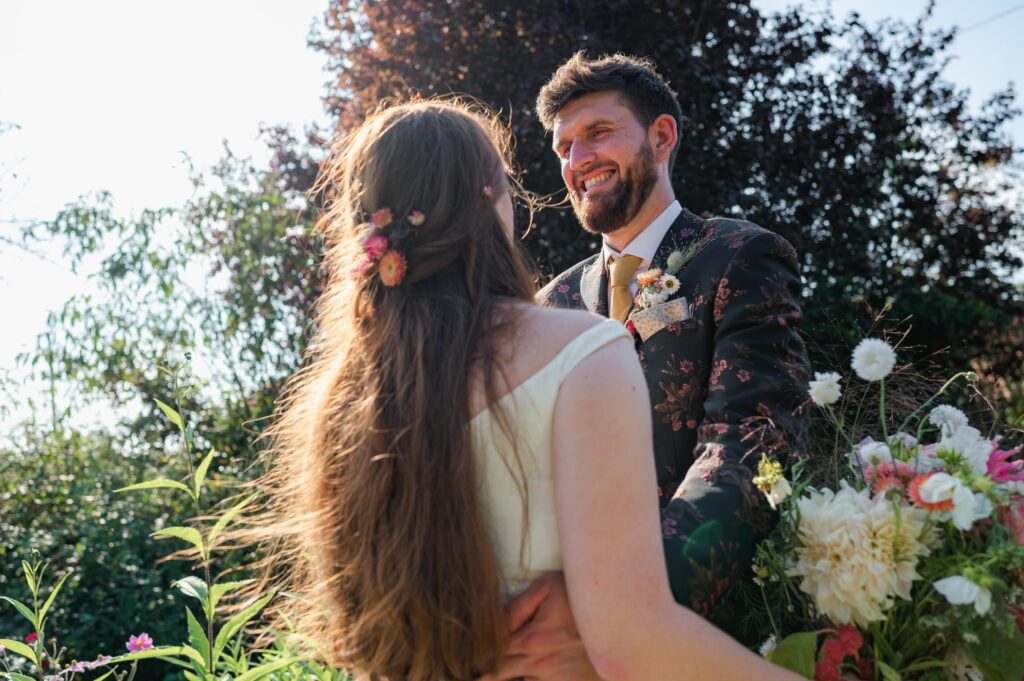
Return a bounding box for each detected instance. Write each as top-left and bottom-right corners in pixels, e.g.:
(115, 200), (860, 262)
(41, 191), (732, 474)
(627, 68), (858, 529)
(1, 0), (1022, 428)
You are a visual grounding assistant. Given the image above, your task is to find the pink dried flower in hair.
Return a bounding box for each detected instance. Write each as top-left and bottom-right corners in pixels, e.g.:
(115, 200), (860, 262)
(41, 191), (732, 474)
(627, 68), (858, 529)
(408, 210), (425, 226)
(371, 208), (393, 227)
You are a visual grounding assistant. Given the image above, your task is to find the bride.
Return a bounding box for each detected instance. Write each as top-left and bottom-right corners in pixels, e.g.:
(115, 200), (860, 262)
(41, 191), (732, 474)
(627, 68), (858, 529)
(254, 98), (801, 681)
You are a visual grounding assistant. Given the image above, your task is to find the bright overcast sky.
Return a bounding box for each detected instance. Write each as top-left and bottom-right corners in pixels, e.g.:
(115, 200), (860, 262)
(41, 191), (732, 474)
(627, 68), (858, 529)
(0, 0), (1021, 424)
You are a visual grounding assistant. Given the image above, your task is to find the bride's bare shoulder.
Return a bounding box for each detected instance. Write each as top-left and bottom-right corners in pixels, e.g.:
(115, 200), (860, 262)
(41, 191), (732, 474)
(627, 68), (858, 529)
(513, 303), (607, 350)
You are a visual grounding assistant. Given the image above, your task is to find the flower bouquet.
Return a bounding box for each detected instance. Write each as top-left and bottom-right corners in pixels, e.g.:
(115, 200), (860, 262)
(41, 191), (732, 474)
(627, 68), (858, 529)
(752, 338), (1024, 681)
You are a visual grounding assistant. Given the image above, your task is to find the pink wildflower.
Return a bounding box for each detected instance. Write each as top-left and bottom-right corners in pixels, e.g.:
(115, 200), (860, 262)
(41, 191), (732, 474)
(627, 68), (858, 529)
(362, 233), (389, 260)
(987, 444), (1024, 483)
(25, 632), (37, 644)
(371, 208), (392, 227)
(126, 633), (153, 652)
(408, 210), (425, 226)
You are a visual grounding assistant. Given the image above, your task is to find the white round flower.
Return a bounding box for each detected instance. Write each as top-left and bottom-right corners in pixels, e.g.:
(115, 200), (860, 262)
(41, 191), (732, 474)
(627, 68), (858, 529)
(937, 425), (993, 476)
(851, 338), (897, 381)
(647, 288), (670, 305)
(660, 273), (681, 294)
(788, 483), (931, 626)
(808, 371), (842, 406)
(858, 440), (893, 466)
(933, 575), (992, 615)
(928, 405), (969, 435)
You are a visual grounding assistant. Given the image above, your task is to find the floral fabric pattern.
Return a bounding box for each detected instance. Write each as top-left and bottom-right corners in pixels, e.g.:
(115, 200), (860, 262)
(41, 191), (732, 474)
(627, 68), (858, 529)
(538, 207), (811, 635)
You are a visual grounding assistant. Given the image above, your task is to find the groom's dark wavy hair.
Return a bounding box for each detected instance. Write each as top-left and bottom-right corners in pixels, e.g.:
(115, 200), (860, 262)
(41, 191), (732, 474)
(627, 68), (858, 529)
(537, 51), (685, 170)
(247, 99), (538, 681)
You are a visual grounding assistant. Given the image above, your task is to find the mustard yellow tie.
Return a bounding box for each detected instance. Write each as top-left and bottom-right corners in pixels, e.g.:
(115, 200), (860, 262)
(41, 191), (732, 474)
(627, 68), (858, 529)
(608, 254), (643, 323)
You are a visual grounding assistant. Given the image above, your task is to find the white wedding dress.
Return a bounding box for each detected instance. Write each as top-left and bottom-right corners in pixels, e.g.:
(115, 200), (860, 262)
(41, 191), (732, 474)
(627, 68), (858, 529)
(470, 318), (631, 595)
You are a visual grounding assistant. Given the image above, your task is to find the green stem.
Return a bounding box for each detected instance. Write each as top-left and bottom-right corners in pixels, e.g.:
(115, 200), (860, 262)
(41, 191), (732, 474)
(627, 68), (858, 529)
(879, 379), (890, 443)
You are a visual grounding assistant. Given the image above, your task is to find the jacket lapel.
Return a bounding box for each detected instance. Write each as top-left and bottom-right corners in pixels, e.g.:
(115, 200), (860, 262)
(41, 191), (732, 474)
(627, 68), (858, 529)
(579, 255), (609, 317)
(648, 207), (706, 273)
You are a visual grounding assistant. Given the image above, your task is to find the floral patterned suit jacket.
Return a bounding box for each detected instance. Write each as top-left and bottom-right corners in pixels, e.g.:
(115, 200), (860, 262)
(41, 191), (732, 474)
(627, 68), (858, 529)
(538, 207), (811, 634)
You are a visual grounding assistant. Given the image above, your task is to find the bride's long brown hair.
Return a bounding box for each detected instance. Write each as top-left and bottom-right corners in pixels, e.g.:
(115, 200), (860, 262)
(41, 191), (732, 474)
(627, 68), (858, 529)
(252, 99), (538, 680)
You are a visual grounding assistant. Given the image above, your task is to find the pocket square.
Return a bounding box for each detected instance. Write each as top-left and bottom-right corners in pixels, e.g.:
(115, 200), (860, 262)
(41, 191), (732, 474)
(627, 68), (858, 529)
(629, 297), (691, 342)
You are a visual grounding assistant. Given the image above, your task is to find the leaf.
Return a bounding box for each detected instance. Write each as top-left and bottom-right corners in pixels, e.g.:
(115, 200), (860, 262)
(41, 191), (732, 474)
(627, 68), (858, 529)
(0, 638), (38, 664)
(0, 596), (37, 628)
(208, 579), (255, 617)
(107, 645), (205, 666)
(21, 562), (36, 595)
(153, 526), (206, 559)
(212, 593), (274, 664)
(175, 575), (210, 607)
(39, 571), (70, 624)
(765, 631), (817, 679)
(876, 660), (903, 681)
(966, 618), (1024, 681)
(5, 673), (37, 681)
(209, 493), (258, 547)
(116, 478), (194, 498)
(186, 607), (210, 672)
(234, 656), (300, 681)
(93, 672), (115, 681)
(155, 398), (185, 431)
(193, 449), (215, 499)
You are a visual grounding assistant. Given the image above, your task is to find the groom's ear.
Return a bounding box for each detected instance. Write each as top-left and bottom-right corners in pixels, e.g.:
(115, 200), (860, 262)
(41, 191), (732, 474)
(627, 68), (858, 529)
(649, 114), (678, 165)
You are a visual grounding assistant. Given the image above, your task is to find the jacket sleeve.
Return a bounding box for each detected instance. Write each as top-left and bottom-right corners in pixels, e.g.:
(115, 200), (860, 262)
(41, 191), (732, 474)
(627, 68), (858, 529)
(660, 230), (810, 627)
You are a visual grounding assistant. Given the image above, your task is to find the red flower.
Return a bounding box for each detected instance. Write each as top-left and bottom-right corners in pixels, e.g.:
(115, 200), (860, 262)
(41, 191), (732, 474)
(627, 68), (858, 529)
(836, 625), (863, 656)
(378, 250), (407, 287)
(624, 318), (637, 336)
(821, 637), (846, 665)
(25, 632), (37, 644)
(814, 660), (840, 681)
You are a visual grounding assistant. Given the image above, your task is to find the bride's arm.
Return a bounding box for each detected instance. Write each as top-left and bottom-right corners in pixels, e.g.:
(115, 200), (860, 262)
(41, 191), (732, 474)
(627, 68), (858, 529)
(551, 337), (801, 681)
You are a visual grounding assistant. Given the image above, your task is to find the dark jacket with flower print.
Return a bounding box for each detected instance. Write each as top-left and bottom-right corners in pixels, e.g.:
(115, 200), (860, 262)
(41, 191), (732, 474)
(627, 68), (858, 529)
(538, 207), (811, 635)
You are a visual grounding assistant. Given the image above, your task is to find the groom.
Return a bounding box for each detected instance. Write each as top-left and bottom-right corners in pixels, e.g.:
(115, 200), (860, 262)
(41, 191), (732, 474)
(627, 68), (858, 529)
(496, 53), (811, 677)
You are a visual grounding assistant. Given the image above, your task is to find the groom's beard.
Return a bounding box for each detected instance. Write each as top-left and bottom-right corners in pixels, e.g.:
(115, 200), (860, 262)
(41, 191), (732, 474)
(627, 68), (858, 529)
(569, 142), (658, 236)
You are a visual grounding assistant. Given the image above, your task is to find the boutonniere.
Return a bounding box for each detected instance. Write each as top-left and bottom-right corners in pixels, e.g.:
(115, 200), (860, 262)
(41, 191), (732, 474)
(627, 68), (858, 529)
(632, 249), (686, 312)
(627, 251), (692, 341)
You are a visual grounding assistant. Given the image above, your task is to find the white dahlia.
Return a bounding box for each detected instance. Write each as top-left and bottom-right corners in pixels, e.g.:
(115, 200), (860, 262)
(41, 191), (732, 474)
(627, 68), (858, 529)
(788, 483), (932, 626)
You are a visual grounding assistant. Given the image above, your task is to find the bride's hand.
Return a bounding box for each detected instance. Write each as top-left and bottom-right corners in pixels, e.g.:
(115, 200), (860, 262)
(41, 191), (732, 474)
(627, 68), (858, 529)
(477, 572), (601, 681)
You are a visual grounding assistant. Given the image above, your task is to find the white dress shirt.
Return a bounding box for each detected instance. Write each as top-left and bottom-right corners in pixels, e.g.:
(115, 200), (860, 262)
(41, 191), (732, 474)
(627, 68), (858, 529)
(601, 200), (682, 299)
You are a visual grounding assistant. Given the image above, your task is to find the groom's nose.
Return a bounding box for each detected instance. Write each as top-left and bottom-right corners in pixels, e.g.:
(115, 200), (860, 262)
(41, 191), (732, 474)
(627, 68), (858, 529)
(567, 139), (596, 172)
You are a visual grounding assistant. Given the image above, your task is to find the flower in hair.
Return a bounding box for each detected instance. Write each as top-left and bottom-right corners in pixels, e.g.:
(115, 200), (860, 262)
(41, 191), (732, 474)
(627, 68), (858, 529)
(378, 250), (407, 287)
(363, 233), (389, 259)
(357, 208), (422, 287)
(481, 184), (493, 199)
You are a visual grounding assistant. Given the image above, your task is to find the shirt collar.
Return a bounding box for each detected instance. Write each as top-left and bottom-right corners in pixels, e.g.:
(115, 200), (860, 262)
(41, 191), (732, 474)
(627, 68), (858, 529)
(602, 200), (682, 269)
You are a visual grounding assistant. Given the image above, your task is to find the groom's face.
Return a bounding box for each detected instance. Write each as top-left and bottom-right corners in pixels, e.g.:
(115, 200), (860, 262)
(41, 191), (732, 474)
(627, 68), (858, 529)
(552, 91), (658, 235)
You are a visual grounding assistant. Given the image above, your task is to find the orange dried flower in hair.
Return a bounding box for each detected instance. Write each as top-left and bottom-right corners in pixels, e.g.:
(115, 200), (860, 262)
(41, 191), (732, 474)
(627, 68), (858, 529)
(378, 250), (407, 286)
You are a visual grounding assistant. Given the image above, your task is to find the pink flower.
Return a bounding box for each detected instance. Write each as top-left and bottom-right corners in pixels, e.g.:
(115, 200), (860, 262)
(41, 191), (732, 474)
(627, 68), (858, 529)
(371, 208), (393, 227)
(352, 255), (375, 276)
(557, 284), (571, 293)
(987, 444), (1024, 483)
(126, 633), (153, 652)
(25, 632), (37, 644)
(408, 210), (425, 226)
(362, 233), (389, 260)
